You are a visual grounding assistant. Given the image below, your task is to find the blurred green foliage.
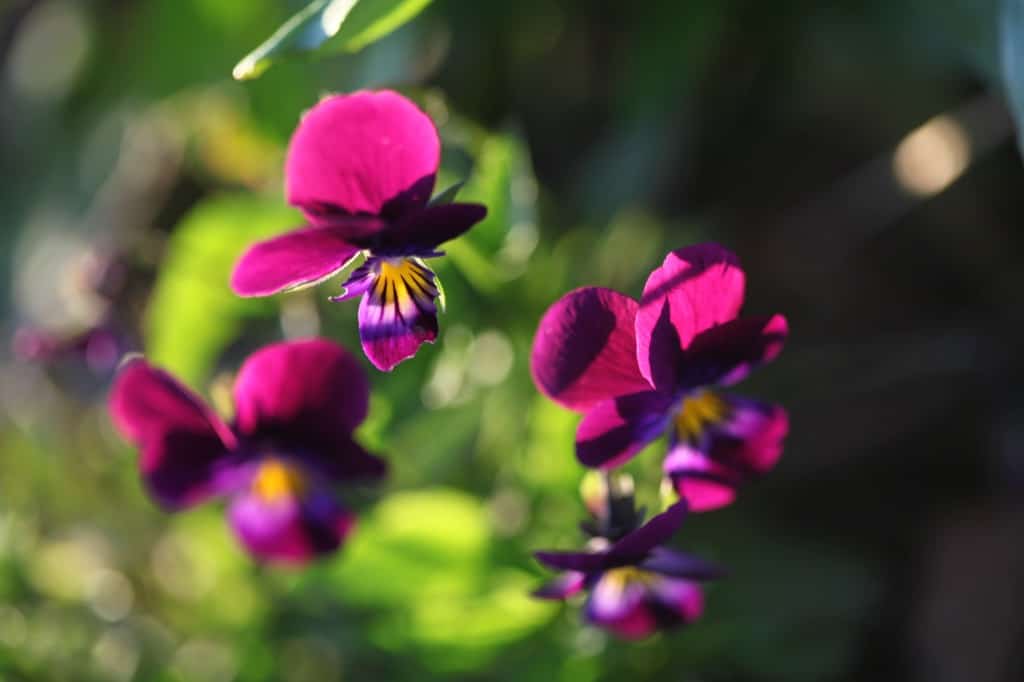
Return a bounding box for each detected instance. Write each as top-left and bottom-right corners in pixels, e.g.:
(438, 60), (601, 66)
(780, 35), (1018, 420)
(3, 0), (1021, 680)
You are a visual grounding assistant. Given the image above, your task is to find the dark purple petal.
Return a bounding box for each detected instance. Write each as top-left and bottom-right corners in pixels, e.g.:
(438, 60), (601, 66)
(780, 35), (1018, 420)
(377, 202), (487, 251)
(233, 339), (385, 480)
(635, 244), (745, 392)
(575, 392), (671, 469)
(531, 288), (654, 412)
(586, 571), (704, 639)
(680, 314), (788, 388)
(109, 359), (235, 509)
(533, 550), (609, 574)
(639, 547), (725, 580)
(331, 260), (377, 302)
(286, 91), (440, 223)
(228, 487), (355, 565)
(230, 225), (362, 297)
(664, 397), (787, 512)
(357, 258), (439, 371)
(606, 501), (687, 563)
(532, 571), (586, 600)
(648, 578), (704, 625)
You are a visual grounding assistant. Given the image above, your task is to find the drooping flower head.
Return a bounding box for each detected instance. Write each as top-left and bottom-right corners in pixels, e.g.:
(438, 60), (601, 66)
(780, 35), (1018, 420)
(533, 477), (720, 639)
(230, 91), (487, 371)
(109, 338), (385, 564)
(531, 244), (788, 511)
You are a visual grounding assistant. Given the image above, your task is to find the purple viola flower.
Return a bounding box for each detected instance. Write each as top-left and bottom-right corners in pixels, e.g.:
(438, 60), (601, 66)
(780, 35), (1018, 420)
(534, 500), (721, 640)
(109, 338), (385, 564)
(530, 243), (789, 512)
(230, 91), (487, 371)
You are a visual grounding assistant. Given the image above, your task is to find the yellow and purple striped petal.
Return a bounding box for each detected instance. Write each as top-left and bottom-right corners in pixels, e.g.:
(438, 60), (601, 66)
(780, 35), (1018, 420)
(357, 258), (440, 372)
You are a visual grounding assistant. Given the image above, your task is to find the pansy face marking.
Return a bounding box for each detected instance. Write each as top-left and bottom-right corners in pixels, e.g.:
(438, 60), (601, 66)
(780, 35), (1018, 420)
(109, 338), (386, 564)
(230, 91), (486, 371)
(531, 243), (789, 511)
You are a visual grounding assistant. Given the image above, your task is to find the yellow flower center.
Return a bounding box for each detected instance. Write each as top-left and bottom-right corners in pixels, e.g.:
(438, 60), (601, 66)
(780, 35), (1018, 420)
(674, 390), (728, 441)
(375, 258), (434, 306)
(252, 459), (306, 502)
(601, 566), (657, 594)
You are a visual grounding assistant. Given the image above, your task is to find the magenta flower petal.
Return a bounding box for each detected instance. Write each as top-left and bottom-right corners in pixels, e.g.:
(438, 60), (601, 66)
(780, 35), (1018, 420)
(230, 225), (362, 297)
(635, 244), (746, 392)
(606, 501), (687, 562)
(109, 360), (235, 509)
(532, 571), (586, 600)
(286, 91), (440, 223)
(681, 314), (788, 388)
(228, 488), (355, 565)
(380, 202), (488, 251)
(531, 288), (653, 413)
(575, 391), (670, 469)
(665, 446), (739, 512)
(233, 339), (385, 479)
(357, 260), (439, 372)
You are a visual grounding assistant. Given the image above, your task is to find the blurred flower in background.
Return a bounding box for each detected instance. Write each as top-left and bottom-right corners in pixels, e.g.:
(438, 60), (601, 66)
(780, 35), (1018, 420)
(110, 339), (386, 564)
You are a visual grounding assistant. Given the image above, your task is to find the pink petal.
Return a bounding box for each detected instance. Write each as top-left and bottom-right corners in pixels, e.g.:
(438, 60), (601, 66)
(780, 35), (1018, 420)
(286, 91), (440, 222)
(230, 225), (361, 297)
(109, 359), (235, 509)
(233, 339), (385, 480)
(531, 287), (653, 413)
(635, 244), (746, 392)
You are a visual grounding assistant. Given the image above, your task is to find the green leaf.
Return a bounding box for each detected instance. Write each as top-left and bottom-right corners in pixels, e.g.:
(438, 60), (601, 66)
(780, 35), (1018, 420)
(324, 489), (555, 670)
(144, 194), (300, 385)
(428, 180), (465, 206)
(233, 0), (433, 80)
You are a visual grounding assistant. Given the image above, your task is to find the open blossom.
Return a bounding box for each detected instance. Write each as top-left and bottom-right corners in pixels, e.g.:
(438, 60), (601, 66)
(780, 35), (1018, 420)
(531, 244), (788, 511)
(534, 499), (720, 639)
(109, 339), (385, 564)
(230, 90), (487, 371)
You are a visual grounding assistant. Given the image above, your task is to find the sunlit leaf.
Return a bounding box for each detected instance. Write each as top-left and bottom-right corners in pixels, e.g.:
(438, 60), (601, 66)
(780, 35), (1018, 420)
(145, 194), (299, 385)
(233, 0), (433, 80)
(326, 489), (554, 669)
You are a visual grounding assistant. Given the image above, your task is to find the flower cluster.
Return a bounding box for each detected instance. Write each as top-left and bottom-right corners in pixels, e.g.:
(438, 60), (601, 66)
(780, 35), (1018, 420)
(530, 243), (788, 637)
(534, 475), (721, 639)
(110, 90), (484, 564)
